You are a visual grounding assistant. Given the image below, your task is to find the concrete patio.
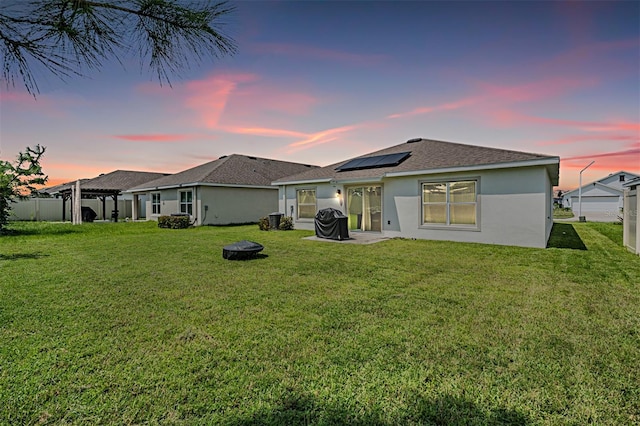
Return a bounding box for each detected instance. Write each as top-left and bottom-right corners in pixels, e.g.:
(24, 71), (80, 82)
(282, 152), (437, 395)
(303, 232), (390, 245)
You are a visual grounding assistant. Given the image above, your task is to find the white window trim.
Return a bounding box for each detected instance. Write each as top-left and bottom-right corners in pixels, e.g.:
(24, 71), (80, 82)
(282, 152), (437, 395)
(296, 188), (317, 221)
(151, 192), (161, 216)
(420, 178), (480, 231)
(179, 189), (194, 216)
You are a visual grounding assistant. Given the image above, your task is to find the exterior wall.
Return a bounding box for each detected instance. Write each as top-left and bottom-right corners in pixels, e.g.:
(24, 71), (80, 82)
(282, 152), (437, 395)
(623, 186), (639, 255)
(545, 169), (554, 243)
(278, 183), (343, 230)
(9, 198), (132, 221)
(199, 186), (278, 225)
(280, 165), (553, 248)
(140, 186), (278, 225)
(143, 189), (179, 222)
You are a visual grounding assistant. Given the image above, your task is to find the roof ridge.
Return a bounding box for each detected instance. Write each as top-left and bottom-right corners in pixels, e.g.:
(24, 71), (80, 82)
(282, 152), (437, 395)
(221, 153), (317, 167)
(415, 138), (556, 159)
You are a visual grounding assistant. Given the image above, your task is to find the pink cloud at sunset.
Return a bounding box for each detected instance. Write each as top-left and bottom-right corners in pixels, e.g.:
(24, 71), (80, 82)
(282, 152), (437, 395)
(229, 84), (319, 117)
(486, 110), (640, 133)
(475, 76), (597, 105)
(218, 123), (362, 152)
(385, 75), (596, 124)
(113, 134), (195, 143)
(40, 159), (173, 187)
(181, 73), (258, 129)
(386, 97), (479, 120)
(559, 143), (640, 179)
(537, 134), (638, 147)
(147, 71), (321, 132)
(287, 124), (360, 150)
(39, 162), (116, 186)
(221, 126), (307, 139)
(563, 144), (640, 163)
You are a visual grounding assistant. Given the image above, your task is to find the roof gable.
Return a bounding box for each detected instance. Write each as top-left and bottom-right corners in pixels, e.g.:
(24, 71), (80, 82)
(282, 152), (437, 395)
(274, 138), (559, 185)
(596, 171), (640, 190)
(564, 182), (622, 197)
(563, 171), (640, 196)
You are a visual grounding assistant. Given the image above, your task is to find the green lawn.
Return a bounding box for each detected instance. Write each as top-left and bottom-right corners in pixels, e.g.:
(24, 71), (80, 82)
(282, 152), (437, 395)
(1, 221), (638, 425)
(552, 207), (574, 219)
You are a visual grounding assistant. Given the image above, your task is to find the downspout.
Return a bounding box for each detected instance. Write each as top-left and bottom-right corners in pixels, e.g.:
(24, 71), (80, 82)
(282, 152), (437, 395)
(283, 184), (287, 216)
(191, 186), (198, 226)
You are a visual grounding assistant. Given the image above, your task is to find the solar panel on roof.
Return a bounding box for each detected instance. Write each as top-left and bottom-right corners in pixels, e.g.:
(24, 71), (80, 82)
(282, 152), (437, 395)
(336, 151), (411, 172)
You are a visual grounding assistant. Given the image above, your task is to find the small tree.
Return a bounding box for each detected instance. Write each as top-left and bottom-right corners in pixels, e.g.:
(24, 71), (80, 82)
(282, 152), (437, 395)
(0, 145), (47, 232)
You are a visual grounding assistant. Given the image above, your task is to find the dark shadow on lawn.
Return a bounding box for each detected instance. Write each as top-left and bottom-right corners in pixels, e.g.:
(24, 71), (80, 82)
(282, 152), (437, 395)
(547, 223), (587, 250)
(1, 227), (78, 237)
(0, 252), (49, 261)
(226, 392), (530, 425)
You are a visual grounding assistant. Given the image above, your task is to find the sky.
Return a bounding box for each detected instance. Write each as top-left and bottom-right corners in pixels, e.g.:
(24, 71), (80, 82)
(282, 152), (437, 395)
(1, 1), (638, 191)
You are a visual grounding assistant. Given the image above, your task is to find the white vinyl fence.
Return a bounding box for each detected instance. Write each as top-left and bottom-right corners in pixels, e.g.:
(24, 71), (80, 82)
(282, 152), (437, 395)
(624, 187), (639, 255)
(9, 198), (134, 222)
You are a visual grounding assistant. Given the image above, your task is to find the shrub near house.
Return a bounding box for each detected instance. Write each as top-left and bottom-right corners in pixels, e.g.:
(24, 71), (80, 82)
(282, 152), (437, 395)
(158, 215), (190, 229)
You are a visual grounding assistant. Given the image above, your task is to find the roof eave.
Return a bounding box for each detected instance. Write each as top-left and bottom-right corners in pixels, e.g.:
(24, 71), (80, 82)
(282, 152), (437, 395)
(274, 158), (560, 186)
(272, 178), (333, 186)
(385, 158), (560, 179)
(126, 182), (278, 192)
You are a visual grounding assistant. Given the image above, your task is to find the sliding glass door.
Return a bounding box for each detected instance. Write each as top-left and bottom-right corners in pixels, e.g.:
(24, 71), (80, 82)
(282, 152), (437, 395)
(347, 186), (382, 232)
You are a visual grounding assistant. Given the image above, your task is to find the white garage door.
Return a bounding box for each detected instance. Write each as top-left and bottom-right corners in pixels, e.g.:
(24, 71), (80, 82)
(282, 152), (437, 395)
(570, 196), (620, 213)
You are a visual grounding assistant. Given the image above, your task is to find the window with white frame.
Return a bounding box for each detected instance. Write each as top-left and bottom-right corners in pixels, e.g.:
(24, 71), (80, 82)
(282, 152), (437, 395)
(151, 193), (161, 215)
(179, 190), (193, 215)
(297, 189), (316, 219)
(422, 180), (477, 226)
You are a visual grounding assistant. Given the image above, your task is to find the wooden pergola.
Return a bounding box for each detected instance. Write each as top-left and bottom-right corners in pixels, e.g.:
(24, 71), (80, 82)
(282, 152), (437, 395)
(58, 187), (121, 222)
(49, 170), (170, 223)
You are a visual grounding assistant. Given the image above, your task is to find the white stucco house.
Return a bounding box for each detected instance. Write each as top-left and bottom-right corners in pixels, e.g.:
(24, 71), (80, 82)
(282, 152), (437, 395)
(273, 138), (560, 248)
(127, 154), (317, 225)
(623, 177), (640, 255)
(561, 171), (639, 218)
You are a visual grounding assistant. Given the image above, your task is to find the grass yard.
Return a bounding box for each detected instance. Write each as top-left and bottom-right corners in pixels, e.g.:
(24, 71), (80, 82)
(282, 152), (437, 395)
(552, 207), (574, 219)
(1, 221), (639, 425)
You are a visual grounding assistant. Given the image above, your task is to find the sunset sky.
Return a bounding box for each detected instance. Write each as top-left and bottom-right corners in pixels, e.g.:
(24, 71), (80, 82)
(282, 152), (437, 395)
(1, 1), (638, 190)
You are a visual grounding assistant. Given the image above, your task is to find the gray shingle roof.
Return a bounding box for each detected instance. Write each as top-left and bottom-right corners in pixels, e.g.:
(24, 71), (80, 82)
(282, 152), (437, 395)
(81, 170), (170, 191)
(128, 154), (318, 191)
(48, 171), (169, 194)
(39, 179), (92, 195)
(273, 138), (560, 184)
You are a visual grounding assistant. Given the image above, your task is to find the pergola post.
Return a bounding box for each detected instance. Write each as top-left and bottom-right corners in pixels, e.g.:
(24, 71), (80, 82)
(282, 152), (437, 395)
(132, 194), (139, 221)
(99, 196), (106, 220)
(111, 194), (118, 222)
(62, 194), (67, 222)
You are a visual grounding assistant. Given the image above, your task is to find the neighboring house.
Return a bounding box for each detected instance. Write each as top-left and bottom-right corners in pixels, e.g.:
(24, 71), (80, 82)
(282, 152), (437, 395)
(127, 154), (317, 226)
(561, 171), (640, 217)
(66, 170), (171, 220)
(16, 171), (168, 221)
(623, 177), (640, 255)
(37, 179), (92, 197)
(273, 138), (560, 248)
